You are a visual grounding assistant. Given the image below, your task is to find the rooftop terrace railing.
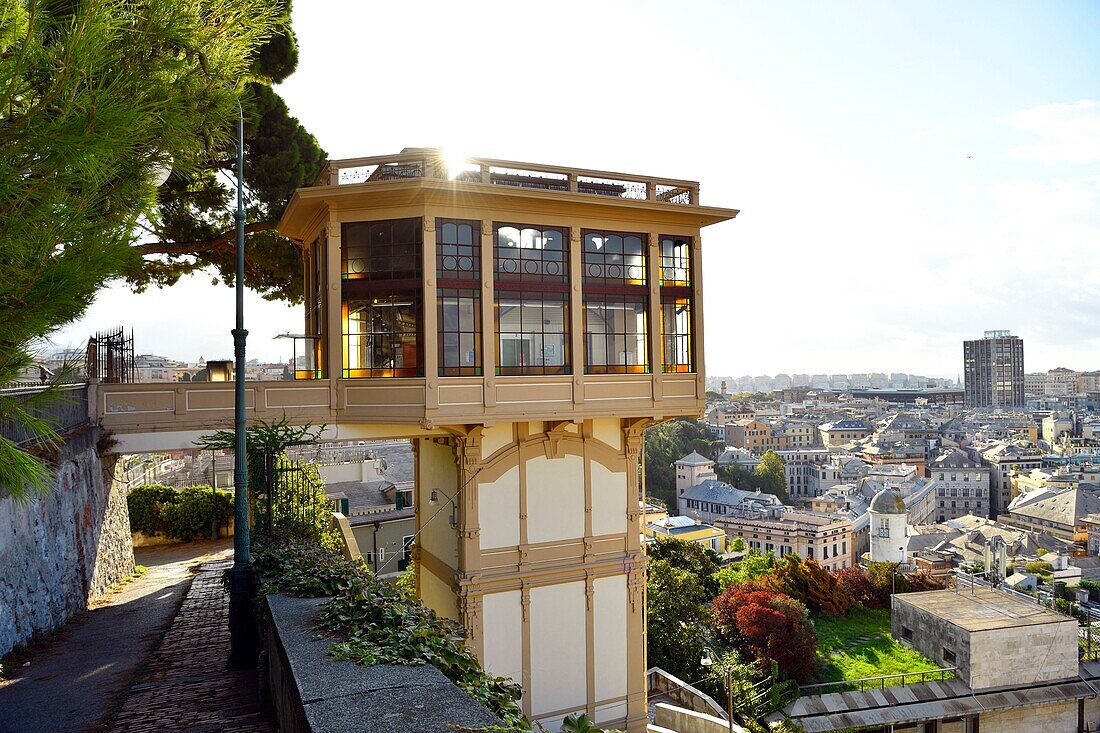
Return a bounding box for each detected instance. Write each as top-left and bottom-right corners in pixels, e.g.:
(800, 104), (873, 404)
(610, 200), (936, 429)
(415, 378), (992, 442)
(315, 150), (702, 205)
(797, 667), (957, 697)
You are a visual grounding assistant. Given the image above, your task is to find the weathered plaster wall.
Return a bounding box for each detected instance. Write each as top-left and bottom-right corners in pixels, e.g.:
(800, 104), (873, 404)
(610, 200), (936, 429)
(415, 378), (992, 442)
(0, 428), (134, 657)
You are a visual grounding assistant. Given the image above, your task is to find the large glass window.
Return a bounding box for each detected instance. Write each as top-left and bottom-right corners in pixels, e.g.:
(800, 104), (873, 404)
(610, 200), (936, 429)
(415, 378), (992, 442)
(582, 229), (648, 373)
(341, 218), (422, 377)
(495, 292), (569, 375)
(494, 224), (567, 285)
(659, 234), (694, 372)
(437, 219), (480, 281)
(439, 289), (481, 376)
(493, 223), (570, 375)
(343, 295), (421, 377)
(583, 231), (645, 286)
(585, 294), (648, 373)
(659, 235), (691, 287)
(661, 295), (693, 373)
(437, 220), (481, 376)
(342, 219), (421, 281)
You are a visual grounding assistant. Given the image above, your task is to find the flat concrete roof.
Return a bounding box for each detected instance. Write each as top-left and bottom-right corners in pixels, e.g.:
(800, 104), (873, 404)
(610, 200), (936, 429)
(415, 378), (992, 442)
(894, 587), (1072, 632)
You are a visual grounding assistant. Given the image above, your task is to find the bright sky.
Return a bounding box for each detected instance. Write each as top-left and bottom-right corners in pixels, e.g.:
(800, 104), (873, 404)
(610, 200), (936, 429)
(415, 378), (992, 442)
(58, 1), (1100, 377)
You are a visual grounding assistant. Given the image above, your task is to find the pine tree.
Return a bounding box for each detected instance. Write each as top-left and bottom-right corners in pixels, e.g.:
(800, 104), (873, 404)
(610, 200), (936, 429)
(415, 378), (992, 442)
(0, 0), (284, 498)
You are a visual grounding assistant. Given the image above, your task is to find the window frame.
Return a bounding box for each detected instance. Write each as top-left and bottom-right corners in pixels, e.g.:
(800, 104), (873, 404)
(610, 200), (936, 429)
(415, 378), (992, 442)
(494, 289), (571, 376)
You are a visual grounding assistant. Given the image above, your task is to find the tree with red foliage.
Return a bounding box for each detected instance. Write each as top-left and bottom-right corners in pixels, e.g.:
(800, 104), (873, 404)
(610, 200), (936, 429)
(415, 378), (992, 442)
(712, 586), (818, 682)
(835, 565), (881, 608)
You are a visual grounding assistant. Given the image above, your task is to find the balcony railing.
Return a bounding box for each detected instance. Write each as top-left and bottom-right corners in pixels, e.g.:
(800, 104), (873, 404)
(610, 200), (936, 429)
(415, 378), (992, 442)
(316, 150), (702, 206)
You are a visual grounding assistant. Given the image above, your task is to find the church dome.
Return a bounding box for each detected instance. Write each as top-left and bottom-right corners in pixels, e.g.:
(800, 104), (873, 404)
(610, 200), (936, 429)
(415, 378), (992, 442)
(869, 488), (905, 514)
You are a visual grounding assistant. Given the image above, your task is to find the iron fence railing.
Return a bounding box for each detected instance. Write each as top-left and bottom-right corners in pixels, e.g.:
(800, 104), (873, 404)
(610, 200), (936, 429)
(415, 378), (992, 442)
(0, 383), (89, 447)
(87, 327), (135, 383)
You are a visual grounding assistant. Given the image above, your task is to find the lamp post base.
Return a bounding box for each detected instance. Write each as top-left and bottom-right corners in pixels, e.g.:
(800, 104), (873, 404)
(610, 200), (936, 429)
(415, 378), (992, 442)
(227, 564), (259, 669)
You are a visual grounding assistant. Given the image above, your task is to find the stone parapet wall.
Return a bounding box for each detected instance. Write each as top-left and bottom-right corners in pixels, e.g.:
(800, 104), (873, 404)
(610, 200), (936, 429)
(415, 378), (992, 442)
(0, 428), (134, 657)
(979, 699), (1076, 732)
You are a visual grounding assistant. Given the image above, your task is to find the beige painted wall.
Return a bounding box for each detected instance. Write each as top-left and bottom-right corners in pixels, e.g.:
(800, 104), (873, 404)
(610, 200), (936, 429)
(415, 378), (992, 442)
(420, 562), (459, 621)
(593, 576), (628, 704)
(417, 439), (459, 569)
(591, 463), (628, 538)
(530, 581), (587, 727)
(478, 466), (520, 549)
(414, 420), (649, 732)
(526, 454), (585, 544)
(482, 589), (523, 684)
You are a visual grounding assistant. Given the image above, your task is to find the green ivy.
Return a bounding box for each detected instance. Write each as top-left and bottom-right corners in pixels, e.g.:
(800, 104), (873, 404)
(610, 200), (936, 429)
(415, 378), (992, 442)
(253, 540), (530, 731)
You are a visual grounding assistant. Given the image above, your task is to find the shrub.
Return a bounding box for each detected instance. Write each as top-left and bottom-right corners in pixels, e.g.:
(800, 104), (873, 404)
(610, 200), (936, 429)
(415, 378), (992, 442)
(159, 486), (233, 542)
(712, 585), (818, 682)
(126, 484), (178, 535)
(1026, 561), (1053, 574)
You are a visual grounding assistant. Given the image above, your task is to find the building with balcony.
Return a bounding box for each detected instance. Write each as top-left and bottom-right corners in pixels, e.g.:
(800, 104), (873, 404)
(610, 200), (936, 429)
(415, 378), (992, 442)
(713, 505), (854, 570)
(93, 149), (736, 733)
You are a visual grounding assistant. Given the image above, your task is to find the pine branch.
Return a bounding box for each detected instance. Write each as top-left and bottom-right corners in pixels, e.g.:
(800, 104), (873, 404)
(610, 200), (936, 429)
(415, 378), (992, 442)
(135, 222), (276, 255)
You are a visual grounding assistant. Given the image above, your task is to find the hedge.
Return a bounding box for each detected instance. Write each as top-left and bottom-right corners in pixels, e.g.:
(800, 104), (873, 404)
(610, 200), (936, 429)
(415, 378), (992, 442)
(127, 483), (233, 541)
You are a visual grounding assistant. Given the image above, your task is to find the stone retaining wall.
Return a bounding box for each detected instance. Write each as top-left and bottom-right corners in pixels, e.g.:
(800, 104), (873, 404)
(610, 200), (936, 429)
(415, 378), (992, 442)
(266, 594), (502, 733)
(0, 428), (134, 657)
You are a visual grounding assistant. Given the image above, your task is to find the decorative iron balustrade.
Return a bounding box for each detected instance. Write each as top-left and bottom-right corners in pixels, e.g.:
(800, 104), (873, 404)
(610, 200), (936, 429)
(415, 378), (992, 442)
(317, 151), (701, 205)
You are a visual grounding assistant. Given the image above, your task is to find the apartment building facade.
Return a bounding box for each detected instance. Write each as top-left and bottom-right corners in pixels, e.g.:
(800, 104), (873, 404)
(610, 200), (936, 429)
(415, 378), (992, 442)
(964, 330), (1025, 408)
(930, 448), (991, 521)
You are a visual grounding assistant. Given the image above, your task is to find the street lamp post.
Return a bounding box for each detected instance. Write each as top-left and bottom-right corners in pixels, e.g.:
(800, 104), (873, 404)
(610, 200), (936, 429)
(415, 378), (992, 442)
(891, 547), (904, 596)
(227, 100), (257, 668)
(701, 653), (735, 733)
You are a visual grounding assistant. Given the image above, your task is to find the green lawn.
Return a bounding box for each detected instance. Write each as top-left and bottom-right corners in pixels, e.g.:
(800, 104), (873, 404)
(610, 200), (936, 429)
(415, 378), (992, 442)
(810, 607), (946, 685)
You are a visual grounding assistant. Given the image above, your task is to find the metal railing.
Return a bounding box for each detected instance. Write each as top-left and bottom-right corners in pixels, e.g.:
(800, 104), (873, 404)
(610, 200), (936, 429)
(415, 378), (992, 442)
(0, 383), (89, 447)
(317, 150), (702, 205)
(797, 667), (957, 696)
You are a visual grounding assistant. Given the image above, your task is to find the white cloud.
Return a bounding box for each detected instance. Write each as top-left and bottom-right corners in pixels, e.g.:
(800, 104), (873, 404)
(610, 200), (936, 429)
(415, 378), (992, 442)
(1003, 100), (1100, 164)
